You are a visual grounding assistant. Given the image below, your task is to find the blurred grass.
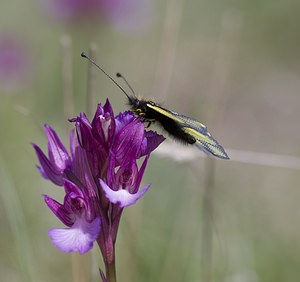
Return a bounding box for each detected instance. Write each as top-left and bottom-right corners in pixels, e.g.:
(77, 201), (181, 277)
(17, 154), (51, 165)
(1, 0), (300, 281)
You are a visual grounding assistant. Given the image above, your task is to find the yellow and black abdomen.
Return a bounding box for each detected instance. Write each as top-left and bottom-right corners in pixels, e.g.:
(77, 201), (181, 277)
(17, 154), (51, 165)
(130, 98), (229, 159)
(144, 104), (196, 145)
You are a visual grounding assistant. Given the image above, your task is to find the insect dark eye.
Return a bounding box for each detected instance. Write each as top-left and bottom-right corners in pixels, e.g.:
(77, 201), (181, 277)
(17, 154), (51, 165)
(132, 99), (139, 107)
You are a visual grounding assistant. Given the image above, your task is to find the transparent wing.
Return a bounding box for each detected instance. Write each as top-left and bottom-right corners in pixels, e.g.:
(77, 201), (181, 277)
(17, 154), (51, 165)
(167, 110), (229, 159)
(146, 104), (229, 159)
(182, 126), (229, 159)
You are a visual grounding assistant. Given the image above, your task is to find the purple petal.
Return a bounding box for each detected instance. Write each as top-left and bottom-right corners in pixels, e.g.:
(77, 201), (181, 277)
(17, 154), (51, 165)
(134, 155), (149, 193)
(139, 130), (165, 157)
(32, 143), (64, 186)
(63, 179), (82, 195)
(106, 152), (117, 186)
(91, 101), (116, 144)
(45, 125), (71, 171)
(91, 112), (110, 147)
(99, 269), (107, 282)
(113, 120), (144, 163)
(36, 165), (49, 180)
(62, 179), (97, 222)
(44, 194), (74, 226)
(114, 111), (135, 134)
(48, 216), (101, 254)
(72, 146), (100, 208)
(114, 159), (139, 193)
(96, 101), (117, 147)
(99, 179), (151, 208)
(69, 129), (76, 158)
(74, 113), (94, 151)
(103, 99), (114, 117)
(92, 103), (105, 124)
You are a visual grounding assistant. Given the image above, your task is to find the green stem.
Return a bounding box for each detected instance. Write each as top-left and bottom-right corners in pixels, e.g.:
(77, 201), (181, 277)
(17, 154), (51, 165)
(105, 259), (117, 282)
(99, 236), (117, 282)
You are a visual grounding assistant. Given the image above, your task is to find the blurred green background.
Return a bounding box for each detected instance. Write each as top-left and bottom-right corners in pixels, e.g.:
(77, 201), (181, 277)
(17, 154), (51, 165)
(1, 0), (300, 281)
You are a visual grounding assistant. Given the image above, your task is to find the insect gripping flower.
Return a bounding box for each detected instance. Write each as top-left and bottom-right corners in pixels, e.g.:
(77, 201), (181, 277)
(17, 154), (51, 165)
(33, 99), (165, 258)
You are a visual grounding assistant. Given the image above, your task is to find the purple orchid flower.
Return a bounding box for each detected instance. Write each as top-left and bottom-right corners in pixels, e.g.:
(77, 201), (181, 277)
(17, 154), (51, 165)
(33, 100), (164, 274)
(32, 125), (72, 185)
(44, 179), (100, 254)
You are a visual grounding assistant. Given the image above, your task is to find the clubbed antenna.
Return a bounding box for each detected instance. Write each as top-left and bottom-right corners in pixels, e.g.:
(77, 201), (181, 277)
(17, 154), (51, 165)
(81, 52), (132, 101)
(116, 72), (136, 96)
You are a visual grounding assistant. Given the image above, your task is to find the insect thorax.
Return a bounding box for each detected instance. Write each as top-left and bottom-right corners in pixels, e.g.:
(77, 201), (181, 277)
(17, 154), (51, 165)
(129, 97), (150, 117)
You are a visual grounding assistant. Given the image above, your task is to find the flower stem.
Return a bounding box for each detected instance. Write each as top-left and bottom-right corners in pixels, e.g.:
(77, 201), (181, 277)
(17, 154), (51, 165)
(99, 236), (117, 282)
(105, 259), (117, 282)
